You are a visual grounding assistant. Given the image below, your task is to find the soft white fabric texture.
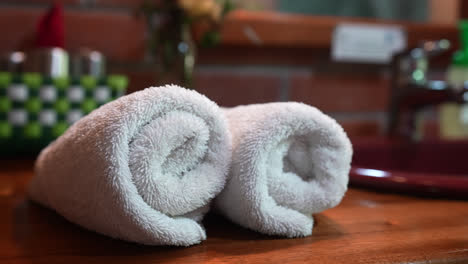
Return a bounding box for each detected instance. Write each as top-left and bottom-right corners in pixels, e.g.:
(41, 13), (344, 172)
(28, 85), (232, 246)
(215, 102), (352, 237)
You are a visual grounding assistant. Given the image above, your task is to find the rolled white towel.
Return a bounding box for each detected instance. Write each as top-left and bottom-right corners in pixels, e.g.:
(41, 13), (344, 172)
(28, 85), (231, 246)
(215, 102), (352, 237)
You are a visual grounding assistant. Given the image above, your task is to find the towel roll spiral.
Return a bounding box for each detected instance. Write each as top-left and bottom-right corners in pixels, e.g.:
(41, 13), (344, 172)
(216, 102), (352, 237)
(29, 85), (231, 246)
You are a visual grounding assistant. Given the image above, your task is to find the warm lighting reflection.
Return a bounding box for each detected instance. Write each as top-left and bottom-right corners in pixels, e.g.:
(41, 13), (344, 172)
(354, 168), (389, 178)
(393, 176), (407, 183)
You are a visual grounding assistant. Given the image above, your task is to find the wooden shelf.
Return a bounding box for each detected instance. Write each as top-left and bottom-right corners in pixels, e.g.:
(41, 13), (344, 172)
(214, 10), (459, 48)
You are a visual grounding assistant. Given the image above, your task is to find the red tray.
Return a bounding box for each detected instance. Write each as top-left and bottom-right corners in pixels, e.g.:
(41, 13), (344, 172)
(350, 138), (468, 199)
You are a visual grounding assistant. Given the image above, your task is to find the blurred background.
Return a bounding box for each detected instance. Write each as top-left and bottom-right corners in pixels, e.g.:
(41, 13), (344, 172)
(0, 0), (464, 143)
(1, 2), (467, 258)
(0, 0), (467, 200)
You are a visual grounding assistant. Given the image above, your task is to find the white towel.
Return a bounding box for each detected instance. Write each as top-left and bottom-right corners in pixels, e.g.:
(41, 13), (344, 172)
(215, 102), (352, 237)
(28, 85), (231, 246)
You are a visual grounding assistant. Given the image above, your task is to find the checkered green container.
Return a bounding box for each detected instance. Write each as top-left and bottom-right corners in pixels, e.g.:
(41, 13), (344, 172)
(0, 72), (127, 155)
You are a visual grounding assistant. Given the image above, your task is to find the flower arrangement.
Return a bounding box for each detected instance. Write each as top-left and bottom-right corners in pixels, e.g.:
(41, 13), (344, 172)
(138, 0), (234, 87)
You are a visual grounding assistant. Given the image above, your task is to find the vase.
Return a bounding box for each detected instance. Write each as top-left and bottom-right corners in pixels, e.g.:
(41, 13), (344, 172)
(144, 13), (196, 88)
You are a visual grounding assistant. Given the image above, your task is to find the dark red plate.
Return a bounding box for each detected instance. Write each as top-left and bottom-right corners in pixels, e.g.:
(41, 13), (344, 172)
(350, 138), (468, 199)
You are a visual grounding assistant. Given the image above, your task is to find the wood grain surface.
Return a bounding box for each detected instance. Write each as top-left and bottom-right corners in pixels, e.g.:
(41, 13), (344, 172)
(0, 160), (467, 264)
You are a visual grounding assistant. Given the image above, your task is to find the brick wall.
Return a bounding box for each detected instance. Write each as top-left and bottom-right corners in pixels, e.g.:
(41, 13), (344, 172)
(0, 0), (390, 137)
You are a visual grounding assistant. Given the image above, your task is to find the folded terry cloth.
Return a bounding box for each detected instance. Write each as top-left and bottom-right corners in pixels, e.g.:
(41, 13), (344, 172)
(215, 102), (352, 237)
(28, 85), (231, 246)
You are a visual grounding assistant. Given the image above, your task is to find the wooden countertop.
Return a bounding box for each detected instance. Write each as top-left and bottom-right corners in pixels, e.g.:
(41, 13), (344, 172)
(1, 160), (467, 264)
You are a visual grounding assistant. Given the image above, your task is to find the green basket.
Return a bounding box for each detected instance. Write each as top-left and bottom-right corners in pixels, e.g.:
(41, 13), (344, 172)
(0, 72), (128, 156)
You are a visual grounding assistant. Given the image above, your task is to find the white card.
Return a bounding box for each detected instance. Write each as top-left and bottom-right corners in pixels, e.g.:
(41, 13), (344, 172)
(332, 23), (407, 64)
